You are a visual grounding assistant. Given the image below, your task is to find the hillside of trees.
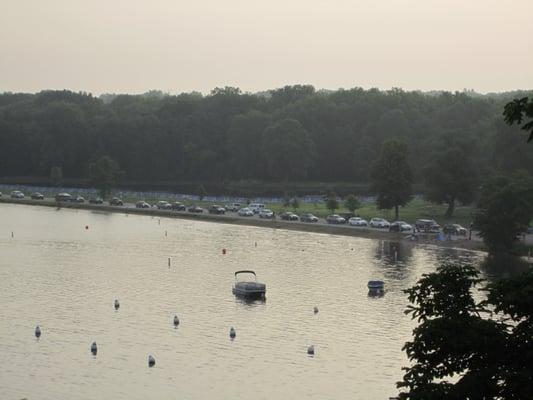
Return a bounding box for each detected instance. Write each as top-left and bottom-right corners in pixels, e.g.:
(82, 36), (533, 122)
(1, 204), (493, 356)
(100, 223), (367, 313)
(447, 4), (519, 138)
(0, 86), (532, 190)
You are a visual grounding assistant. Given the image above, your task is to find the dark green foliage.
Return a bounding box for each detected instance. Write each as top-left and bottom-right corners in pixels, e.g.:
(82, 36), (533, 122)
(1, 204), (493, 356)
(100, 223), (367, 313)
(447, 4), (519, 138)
(423, 137), (478, 217)
(290, 197), (299, 210)
(343, 194), (360, 213)
(371, 140), (413, 220)
(325, 196), (339, 213)
(50, 166), (63, 187)
(197, 184), (207, 201)
(0, 88), (532, 183)
(474, 173), (533, 253)
(89, 156), (121, 199)
(503, 97), (533, 142)
(398, 263), (533, 400)
(262, 118), (315, 181)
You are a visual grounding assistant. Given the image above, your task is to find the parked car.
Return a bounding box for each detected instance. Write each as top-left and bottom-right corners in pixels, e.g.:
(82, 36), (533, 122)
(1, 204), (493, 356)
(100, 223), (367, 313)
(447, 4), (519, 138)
(109, 197), (123, 206)
(326, 214), (346, 224)
(209, 205), (226, 214)
(238, 207), (254, 217)
(31, 192), (44, 200)
(349, 217), (368, 226)
(389, 221), (412, 232)
(55, 192), (72, 202)
(300, 213), (319, 223)
(156, 201), (172, 210)
(339, 212), (356, 221)
(280, 212), (299, 221)
(171, 201), (186, 211)
(188, 205), (203, 213)
(369, 218), (390, 228)
(415, 219), (441, 233)
(259, 209), (275, 219)
(443, 224), (468, 236)
(249, 203), (266, 214)
(10, 190), (25, 199)
(74, 196), (85, 203)
(225, 203), (241, 212)
(89, 197), (103, 204)
(136, 201), (151, 208)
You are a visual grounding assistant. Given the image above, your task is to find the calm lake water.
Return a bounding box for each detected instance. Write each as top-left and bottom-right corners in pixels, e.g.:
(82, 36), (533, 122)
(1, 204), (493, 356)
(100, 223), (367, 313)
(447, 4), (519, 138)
(0, 204), (487, 400)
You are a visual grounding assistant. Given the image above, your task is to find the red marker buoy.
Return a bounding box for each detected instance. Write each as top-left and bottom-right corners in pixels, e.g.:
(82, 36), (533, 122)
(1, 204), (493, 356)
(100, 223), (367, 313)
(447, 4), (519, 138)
(222, 248), (226, 255)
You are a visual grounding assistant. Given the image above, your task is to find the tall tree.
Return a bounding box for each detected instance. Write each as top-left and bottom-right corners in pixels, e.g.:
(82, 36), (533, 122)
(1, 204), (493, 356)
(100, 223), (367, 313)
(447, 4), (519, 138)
(474, 172), (533, 254)
(50, 166), (63, 187)
(503, 97), (533, 142)
(344, 194), (361, 213)
(398, 264), (506, 400)
(423, 137), (478, 217)
(89, 156), (121, 199)
(261, 118), (315, 181)
(371, 140), (413, 220)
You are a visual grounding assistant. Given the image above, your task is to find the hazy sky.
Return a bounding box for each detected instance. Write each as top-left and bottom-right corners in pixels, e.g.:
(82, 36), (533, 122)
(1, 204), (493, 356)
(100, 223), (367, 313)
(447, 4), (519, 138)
(1, 0), (532, 94)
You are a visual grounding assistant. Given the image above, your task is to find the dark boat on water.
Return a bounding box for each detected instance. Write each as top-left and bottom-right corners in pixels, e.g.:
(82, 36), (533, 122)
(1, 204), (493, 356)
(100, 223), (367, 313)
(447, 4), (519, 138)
(232, 270), (266, 298)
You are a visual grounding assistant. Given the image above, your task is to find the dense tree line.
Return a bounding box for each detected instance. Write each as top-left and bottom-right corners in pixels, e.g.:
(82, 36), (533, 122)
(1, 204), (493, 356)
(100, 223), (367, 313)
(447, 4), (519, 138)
(0, 87), (532, 186)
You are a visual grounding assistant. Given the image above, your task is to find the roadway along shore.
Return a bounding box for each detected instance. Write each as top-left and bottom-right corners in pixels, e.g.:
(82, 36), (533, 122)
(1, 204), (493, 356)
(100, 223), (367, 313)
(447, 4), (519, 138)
(0, 197), (487, 253)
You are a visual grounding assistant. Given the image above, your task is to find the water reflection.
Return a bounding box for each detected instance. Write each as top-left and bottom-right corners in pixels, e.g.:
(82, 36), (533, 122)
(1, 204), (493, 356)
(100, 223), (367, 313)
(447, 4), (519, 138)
(372, 240), (413, 283)
(480, 253), (530, 281)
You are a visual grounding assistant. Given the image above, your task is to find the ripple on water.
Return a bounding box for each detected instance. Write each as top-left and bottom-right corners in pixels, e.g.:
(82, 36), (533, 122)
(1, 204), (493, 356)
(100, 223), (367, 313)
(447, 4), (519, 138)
(0, 203), (485, 400)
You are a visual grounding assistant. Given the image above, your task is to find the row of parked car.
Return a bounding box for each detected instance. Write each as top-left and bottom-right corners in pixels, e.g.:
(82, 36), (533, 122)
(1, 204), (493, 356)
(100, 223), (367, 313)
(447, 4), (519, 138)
(3, 190), (468, 236)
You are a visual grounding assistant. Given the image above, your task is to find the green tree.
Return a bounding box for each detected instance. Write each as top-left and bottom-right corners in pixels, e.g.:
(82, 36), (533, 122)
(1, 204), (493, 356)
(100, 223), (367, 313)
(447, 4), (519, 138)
(262, 118), (315, 181)
(398, 264), (505, 399)
(503, 97), (533, 142)
(197, 184), (207, 201)
(371, 140), (413, 220)
(89, 156), (121, 199)
(325, 195), (339, 213)
(344, 194), (360, 214)
(423, 138), (478, 217)
(50, 166), (63, 187)
(474, 173), (533, 254)
(290, 197), (299, 211)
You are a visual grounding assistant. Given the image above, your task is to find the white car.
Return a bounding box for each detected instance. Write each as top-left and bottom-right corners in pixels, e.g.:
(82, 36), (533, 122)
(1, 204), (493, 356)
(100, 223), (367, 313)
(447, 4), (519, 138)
(225, 203), (241, 212)
(369, 218), (390, 228)
(390, 221), (412, 232)
(249, 203), (266, 214)
(349, 217), (368, 226)
(10, 190), (25, 199)
(238, 207), (254, 217)
(259, 209), (274, 219)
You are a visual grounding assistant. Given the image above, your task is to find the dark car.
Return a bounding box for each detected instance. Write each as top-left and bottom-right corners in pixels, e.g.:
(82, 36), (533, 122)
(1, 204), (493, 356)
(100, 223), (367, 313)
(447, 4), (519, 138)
(443, 224), (468, 236)
(389, 221), (412, 232)
(188, 205), (203, 213)
(326, 214), (346, 224)
(31, 192), (44, 200)
(280, 212), (299, 221)
(415, 219), (441, 233)
(89, 197), (103, 204)
(136, 201), (151, 208)
(55, 192), (72, 202)
(300, 213), (319, 223)
(109, 197), (123, 206)
(171, 201), (186, 211)
(209, 205), (226, 214)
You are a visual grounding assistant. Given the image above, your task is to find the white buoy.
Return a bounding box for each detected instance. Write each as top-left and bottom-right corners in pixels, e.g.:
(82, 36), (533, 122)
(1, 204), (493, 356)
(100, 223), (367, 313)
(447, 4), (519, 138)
(148, 355), (156, 367)
(35, 326), (41, 338)
(114, 299), (120, 310)
(173, 315), (179, 327)
(307, 345), (315, 355)
(313, 306), (319, 314)
(91, 342), (97, 355)
(229, 327), (236, 338)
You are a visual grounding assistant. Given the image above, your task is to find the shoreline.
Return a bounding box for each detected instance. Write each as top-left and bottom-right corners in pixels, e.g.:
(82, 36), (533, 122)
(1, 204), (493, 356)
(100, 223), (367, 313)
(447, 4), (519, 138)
(0, 198), (487, 253)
